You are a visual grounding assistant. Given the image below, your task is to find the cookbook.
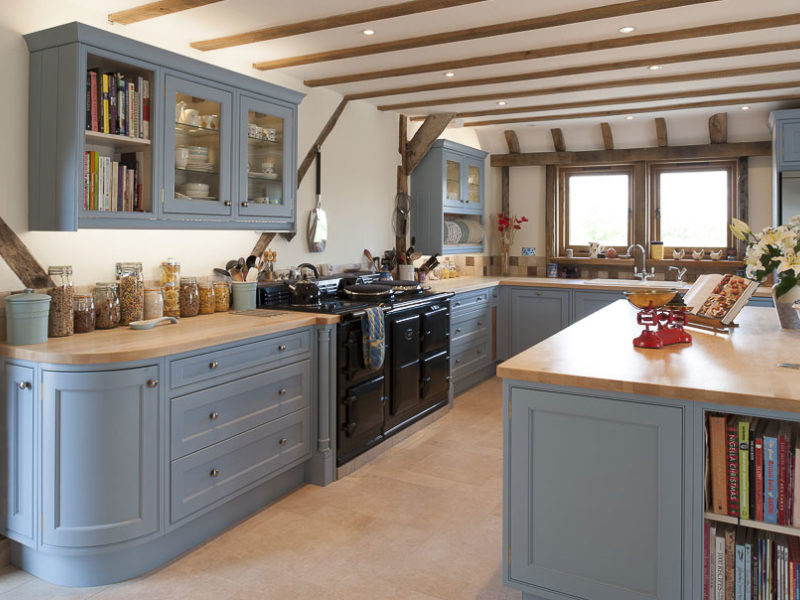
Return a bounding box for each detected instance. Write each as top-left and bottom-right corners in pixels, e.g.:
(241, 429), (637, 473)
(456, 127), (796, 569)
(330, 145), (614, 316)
(682, 274), (761, 325)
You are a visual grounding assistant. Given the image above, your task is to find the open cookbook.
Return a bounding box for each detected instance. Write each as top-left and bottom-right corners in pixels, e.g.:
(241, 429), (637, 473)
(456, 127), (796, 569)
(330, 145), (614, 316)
(682, 274), (761, 325)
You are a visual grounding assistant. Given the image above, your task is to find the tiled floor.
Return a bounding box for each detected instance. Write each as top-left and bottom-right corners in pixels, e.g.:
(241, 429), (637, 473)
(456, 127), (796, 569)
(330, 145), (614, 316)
(0, 377), (518, 599)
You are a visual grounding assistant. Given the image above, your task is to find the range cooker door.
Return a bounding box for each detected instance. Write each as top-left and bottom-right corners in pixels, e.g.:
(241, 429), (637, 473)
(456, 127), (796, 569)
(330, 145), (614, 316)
(338, 375), (385, 465)
(390, 312), (420, 418)
(421, 350), (450, 408)
(338, 321), (385, 393)
(421, 304), (449, 355)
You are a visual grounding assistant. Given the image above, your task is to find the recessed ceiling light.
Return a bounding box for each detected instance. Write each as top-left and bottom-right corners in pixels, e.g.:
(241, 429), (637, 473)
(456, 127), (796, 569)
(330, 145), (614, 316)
(444, 71), (455, 78)
(626, 116), (635, 120)
(497, 101), (507, 106)
(648, 65), (662, 71)
(741, 105), (751, 111)
(361, 29), (375, 36)
(619, 26), (636, 33)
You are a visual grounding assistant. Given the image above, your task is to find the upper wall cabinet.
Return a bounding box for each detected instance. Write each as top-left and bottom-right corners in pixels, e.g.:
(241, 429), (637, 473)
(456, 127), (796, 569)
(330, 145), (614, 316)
(770, 110), (800, 172)
(410, 139), (488, 255)
(24, 22), (303, 231)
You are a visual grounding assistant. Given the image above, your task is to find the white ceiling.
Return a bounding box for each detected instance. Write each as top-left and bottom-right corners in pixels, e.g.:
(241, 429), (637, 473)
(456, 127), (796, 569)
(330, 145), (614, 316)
(93, 0), (800, 134)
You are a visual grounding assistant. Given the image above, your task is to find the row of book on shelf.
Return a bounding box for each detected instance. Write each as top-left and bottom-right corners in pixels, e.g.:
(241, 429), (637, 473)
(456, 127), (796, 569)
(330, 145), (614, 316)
(705, 524), (800, 600)
(83, 151), (143, 212)
(86, 69), (150, 139)
(708, 415), (800, 526)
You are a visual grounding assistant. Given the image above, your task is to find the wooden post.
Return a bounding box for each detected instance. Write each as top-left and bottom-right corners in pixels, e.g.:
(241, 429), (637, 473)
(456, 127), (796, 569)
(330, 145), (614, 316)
(655, 117), (668, 147)
(504, 130), (520, 154)
(0, 217), (52, 288)
(404, 112), (455, 174)
(501, 129), (519, 217)
(550, 128), (566, 152)
(709, 112), (728, 143)
(600, 122), (614, 150)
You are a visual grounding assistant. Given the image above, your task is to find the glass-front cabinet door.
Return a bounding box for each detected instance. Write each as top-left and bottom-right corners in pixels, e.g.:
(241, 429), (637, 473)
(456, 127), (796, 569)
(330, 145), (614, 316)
(238, 95), (294, 219)
(164, 75), (232, 217)
(464, 158), (483, 210)
(443, 155), (462, 209)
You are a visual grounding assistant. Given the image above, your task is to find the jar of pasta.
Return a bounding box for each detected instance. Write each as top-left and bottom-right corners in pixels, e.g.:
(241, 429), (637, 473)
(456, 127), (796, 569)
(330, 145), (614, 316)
(160, 258), (180, 286)
(213, 281), (230, 312)
(116, 262), (144, 325)
(198, 283), (215, 315)
(163, 282), (180, 318)
(180, 277), (199, 317)
(94, 283), (120, 329)
(47, 265), (74, 337)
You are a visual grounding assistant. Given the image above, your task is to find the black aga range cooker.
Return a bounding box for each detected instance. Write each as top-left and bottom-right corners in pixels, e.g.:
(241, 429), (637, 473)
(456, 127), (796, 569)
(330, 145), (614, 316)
(258, 274), (453, 466)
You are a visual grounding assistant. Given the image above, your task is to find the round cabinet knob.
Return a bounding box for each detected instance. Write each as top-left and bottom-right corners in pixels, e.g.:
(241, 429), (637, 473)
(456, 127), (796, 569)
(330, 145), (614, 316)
(477, 321), (483, 327)
(454, 301), (461, 307)
(455, 328), (462, 334)
(476, 296), (484, 302)
(455, 359), (462, 364)
(241, 201), (249, 208)
(210, 468), (220, 478)
(146, 379), (159, 388)
(17, 381), (30, 390)
(279, 438), (288, 446)
(224, 200), (232, 207)
(209, 411), (219, 421)
(535, 291), (543, 296)
(209, 361), (219, 370)
(278, 344), (287, 351)
(278, 388), (287, 396)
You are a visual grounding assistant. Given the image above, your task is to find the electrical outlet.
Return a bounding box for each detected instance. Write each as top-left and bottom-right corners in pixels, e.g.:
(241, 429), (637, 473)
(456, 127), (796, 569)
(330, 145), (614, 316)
(521, 247), (536, 256)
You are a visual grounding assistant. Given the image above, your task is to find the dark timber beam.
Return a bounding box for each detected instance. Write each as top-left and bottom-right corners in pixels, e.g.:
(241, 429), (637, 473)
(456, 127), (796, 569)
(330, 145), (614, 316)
(600, 123), (614, 150)
(404, 113), (455, 174)
(501, 130), (519, 217)
(655, 118), (668, 146)
(109, 0), (222, 25)
(550, 129), (566, 152)
(0, 217), (52, 288)
(709, 113), (728, 143)
(504, 130), (520, 154)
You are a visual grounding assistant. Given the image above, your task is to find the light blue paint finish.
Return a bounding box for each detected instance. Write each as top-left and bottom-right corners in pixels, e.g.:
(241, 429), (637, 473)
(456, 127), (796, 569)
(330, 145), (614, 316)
(4, 363), (36, 546)
(41, 366), (160, 548)
(508, 287), (570, 355)
(770, 110), (800, 171)
(573, 289), (627, 322)
(747, 295), (774, 308)
(305, 324), (337, 486)
(448, 287), (499, 394)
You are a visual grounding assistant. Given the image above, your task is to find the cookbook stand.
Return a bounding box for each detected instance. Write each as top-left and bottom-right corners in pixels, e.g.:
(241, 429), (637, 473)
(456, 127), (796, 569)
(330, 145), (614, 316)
(684, 313), (739, 333)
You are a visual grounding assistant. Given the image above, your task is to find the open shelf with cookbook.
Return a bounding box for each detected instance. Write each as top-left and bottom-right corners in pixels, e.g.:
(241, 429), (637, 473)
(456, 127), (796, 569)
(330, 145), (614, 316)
(703, 411), (800, 599)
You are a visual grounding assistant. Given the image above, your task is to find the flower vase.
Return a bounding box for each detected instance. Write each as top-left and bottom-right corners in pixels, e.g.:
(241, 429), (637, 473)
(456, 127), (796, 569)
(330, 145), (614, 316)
(500, 244), (510, 276)
(772, 283), (800, 329)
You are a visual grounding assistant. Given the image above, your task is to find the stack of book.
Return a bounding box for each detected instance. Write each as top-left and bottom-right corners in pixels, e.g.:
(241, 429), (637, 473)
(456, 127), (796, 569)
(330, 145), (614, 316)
(708, 415), (800, 526)
(86, 69), (150, 139)
(705, 524), (800, 599)
(83, 151), (142, 212)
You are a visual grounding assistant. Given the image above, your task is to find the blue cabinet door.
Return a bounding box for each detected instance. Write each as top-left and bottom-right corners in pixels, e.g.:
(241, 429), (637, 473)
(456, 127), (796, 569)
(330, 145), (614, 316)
(4, 363), (36, 546)
(778, 119), (800, 169)
(573, 290), (626, 323)
(41, 366), (160, 548)
(509, 288), (570, 355)
(506, 386), (688, 600)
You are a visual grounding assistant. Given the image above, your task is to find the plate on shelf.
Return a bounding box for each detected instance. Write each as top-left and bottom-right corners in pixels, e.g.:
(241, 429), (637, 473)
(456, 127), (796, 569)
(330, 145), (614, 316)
(248, 172), (279, 180)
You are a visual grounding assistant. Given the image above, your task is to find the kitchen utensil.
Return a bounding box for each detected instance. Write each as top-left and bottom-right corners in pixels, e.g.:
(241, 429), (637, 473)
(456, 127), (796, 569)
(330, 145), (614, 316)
(213, 268), (232, 281)
(363, 249), (378, 272)
(342, 284), (394, 300)
(373, 279), (421, 292)
(129, 316), (178, 330)
(307, 147), (327, 253)
(286, 280), (320, 305)
(398, 264), (415, 280)
(424, 254), (440, 272)
(624, 289), (691, 349)
(4, 289), (51, 345)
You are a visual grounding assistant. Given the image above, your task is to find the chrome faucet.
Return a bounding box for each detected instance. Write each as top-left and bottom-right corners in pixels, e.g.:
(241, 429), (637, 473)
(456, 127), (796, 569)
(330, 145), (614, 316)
(668, 266), (688, 282)
(627, 244), (655, 281)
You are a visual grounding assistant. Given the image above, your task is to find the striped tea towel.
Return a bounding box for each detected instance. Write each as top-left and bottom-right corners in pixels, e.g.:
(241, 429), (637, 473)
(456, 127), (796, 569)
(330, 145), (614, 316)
(361, 307), (385, 370)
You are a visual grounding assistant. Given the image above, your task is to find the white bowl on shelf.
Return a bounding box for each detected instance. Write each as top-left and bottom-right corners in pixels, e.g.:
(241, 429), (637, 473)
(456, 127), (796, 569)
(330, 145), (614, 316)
(179, 183), (210, 198)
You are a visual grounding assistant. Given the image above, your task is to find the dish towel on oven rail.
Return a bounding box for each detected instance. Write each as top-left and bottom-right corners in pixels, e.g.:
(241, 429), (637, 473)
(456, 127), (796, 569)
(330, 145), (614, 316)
(361, 307), (385, 370)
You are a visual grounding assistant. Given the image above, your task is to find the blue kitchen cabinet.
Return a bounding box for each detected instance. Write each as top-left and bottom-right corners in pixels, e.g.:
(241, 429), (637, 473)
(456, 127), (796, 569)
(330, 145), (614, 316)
(747, 295), (774, 308)
(450, 286), (499, 394)
(4, 363), (36, 546)
(770, 110), (800, 171)
(41, 366), (160, 548)
(573, 289), (627, 322)
(508, 287), (571, 355)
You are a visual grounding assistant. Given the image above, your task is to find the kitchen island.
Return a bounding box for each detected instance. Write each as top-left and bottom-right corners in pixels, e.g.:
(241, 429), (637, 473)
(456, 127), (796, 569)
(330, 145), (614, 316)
(497, 301), (800, 600)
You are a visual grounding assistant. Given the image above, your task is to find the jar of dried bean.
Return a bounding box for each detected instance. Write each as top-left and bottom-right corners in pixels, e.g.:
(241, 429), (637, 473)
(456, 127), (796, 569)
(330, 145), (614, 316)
(198, 283), (215, 315)
(163, 282), (180, 318)
(143, 288), (164, 320)
(213, 281), (230, 312)
(94, 283), (120, 329)
(116, 262), (144, 325)
(179, 277), (199, 317)
(160, 258), (180, 286)
(47, 265), (74, 337)
(73, 293), (95, 334)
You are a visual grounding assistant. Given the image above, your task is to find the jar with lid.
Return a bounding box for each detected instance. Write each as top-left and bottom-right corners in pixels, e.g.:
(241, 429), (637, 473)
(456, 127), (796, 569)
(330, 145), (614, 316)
(213, 281), (230, 312)
(94, 283), (120, 329)
(180, 277), (199, 317)
(198, 283), (215, 314)
(163, 282), (180, 318)
(116, 262), (144, 325)
(47, 265), (74, 337)
(160, 258), (180, 286)
(73, 294), (95, 334)
(143, 288), (164, 320)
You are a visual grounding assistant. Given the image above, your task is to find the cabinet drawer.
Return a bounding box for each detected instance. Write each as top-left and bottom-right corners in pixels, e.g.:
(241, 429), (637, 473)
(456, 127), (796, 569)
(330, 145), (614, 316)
(451, 336), (491, 382)
(451, 287), (495, 314)
(169, 329), (311, 389)
(171, 360), (310, 459)
(451, 305), (491, 344)
(170, 407), (310, 524)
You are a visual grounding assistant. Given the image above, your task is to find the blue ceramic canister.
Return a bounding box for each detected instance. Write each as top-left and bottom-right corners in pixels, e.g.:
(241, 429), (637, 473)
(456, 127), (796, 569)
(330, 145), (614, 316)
(4, 289), (51, 345)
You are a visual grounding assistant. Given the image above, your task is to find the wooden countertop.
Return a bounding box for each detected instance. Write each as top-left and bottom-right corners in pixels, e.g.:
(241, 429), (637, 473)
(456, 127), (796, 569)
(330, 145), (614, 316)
(497, 300), (800, 412)
(0, 311), (339, 365)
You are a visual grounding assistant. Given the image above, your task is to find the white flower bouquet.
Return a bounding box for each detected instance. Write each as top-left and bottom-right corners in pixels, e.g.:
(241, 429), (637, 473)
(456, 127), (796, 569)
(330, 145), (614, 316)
(730, 216), (800, 298)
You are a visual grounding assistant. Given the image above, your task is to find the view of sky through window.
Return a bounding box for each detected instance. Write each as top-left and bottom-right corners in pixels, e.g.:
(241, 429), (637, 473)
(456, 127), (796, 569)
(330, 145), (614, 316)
(568, 173), (629, 246)
(659, 170), (728, 248)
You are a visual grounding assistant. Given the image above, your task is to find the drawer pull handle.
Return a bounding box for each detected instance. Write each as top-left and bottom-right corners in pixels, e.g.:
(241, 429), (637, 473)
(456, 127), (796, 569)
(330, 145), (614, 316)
(455, 359), (462, 364)
(279, 388), (287, 396)
(455, 328), (462, 334)
(210, 468), (220, 478)
(278, 344), (287, 351)
(146, 379), (159, 388)
(209, 412), (219, 421)
(476, 296), (484, 301)
(279, 438), (288, 446)
(454, 301), (461, 307)
(209, 361), (219, 370)
(535, 291), (543, 296)
(17, 381), (30, 390)
(477, 321), (483, 327)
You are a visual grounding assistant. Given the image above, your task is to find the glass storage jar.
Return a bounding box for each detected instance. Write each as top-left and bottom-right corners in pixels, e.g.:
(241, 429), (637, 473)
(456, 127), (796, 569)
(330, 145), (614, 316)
(94, 283), (120, 329)
(163, 282), (180, 318)
(160, 258), (180, 286)
(116, 262), (144, 325)
(213, 281), (230, 312)
(47, 265), (74, 337)
(143, 288), (164, 320)
(179, 277), (199, 317)
(198, 283), (215, 314)
(73, 293), (95, 334)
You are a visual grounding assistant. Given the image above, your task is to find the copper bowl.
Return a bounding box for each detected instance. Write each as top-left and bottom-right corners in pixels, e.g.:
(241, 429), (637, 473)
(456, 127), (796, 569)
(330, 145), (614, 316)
(624, 289), (679, 309)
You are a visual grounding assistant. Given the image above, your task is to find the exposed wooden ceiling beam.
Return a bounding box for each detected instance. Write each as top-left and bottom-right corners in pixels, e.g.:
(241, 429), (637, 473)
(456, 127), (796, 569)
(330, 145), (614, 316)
(409, 80), (800, 121)
(109, 0), (222, 25)
(491, 142), (771, 167)
(551, 129), (566, 152)
(504, 130), (520, 153)
(405, 113), (456, 174)
(190, 0), (486, 51)
(340, 41), (800, 98)
(376, 61), (800, 111)
(600, 123), (615, 150)
(709, 113), (728, 143)
(464, 93), (800, 127)
(305, 13), (800, 86)
(252, 0), (719, 71)
(655, 118), (668, 146)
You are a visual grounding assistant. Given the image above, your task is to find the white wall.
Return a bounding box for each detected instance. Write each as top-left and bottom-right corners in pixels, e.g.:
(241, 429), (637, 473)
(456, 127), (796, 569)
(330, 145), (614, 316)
(0, 2), (399, 289)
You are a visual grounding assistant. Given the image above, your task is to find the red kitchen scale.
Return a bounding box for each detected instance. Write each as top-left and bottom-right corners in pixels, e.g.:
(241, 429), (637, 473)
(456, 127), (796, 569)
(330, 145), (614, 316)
(625, 290), (692, 349)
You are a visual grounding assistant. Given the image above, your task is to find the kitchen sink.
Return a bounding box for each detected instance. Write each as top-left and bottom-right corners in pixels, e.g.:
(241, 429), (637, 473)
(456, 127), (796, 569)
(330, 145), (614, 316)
(582, 279), (689, 289)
